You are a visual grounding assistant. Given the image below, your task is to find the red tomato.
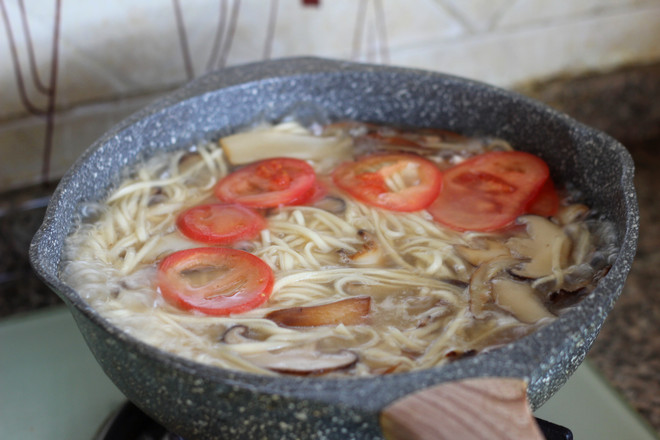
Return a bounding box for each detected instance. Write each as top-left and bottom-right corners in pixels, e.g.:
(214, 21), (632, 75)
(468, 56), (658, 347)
(525, 177), (559, 217)
(176, 203), (266, 245)
(332, 153), (443, 212)
(215, 158), (317, 208)
(427, 151), (550, 231)
(157, 247), (274, 316)
(288, 178), (328, 206)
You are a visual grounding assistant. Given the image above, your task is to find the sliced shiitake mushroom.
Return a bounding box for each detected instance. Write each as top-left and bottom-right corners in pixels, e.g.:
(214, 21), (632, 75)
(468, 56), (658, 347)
(468, 256), (520, 317)
(313, 195), (346, 214)
(147, 187), (167, 206)
(445, 349), (478, 361)
(556, 203), (590, 226)
(455, 239), (511, 267)
(507, 215), (571, 279)
(563, 222), (593, 267)
(468, 257), (555, 323)
(221, 325), (254, 344)
(244, 347), (358, 375)
(177, 151), (204, 174)
(491, 278), (554, 323)
(220, 326), (358, 375)
(266, 296), (371, 327)
(338, 230), (384, 266)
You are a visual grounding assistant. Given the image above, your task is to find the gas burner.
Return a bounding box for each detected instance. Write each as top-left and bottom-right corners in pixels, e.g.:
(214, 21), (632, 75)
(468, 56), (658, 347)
(537, 418), (574, 440)
(95, 402), (183, 440)
(97, 401), (572, 440)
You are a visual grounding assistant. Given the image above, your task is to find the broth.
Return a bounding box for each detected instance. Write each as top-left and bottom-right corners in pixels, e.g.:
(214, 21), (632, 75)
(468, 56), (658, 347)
(61, 120), (616, 376)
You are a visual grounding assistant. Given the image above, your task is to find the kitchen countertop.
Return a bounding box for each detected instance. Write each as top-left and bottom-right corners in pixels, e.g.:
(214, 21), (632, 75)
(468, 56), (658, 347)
(1, 62), (659, 435)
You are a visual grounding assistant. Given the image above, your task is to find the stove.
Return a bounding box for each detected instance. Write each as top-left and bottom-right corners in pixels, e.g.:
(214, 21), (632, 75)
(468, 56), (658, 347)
(1, 307), (657, 440)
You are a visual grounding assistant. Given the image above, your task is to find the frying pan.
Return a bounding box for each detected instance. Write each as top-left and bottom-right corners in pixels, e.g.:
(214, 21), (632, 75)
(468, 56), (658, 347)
(30, 57), (638, 439)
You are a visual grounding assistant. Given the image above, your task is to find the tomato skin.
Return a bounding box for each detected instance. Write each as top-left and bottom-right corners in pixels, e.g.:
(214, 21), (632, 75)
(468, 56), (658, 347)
(177, 203), (266, 245)
(332, 153), (443, 212)
(157, 247), (274, 316)
(525, 177), (559, 217)
(428, 151), (550, 231)
(289, 179), (328, 206)
(215, 158), (317, 208)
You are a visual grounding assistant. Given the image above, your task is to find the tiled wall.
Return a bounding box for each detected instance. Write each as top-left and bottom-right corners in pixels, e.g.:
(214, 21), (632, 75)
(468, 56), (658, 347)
(2, 0), (659, 191)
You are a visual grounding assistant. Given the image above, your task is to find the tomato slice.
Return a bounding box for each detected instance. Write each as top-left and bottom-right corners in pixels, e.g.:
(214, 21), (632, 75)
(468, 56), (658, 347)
(177, 203), (266, 245)
(332, 153), (443, 212)
(288, 178), (328, 206)
(525, 177), (559, 217)
(215, 158), (317, 208)
(427, 151), (550, 231)
(157, 247), (274, 316)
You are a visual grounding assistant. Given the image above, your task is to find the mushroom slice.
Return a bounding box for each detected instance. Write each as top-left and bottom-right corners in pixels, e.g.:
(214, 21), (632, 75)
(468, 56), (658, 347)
(313, 195), (346, 214)
(220, 326), (358, 375)
(338, 230), (384, 266)
(556, 203), (590, 226)
(507, 215), (571, 279)
(221, 325), (254, 344)
(564, 222), (593, 266)
(491, 278), (555, 324)
(468, 256), (520, 317)
(220, 124), (352, 165)
(177, 151), (204, 174)
(560, 263), (597, 293)
(266, 296), (371, 327)
(455, 239), (511, 267)
(245, 347), (358, 376)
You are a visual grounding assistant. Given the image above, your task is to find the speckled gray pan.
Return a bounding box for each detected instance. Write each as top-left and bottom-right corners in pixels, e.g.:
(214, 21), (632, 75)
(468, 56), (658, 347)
(30, 57), (638, 439)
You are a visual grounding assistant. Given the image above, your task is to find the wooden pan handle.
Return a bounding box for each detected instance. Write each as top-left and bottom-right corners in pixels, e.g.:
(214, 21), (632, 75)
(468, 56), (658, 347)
(380, 377), (545, 440)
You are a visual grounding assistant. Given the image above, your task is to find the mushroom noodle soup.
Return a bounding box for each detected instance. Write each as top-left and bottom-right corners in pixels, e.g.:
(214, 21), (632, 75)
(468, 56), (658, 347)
(62, 120), (617, 376)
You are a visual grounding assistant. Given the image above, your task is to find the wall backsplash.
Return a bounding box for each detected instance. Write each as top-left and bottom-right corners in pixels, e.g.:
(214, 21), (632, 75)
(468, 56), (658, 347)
(1, 0), (659, 191)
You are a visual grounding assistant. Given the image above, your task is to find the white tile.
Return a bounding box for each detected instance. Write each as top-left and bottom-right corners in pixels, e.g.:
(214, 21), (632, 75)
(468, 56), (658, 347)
(0, 95), (155, 190)
(441, 0), (519, 32)
(391, 4), (660, 87)
(1, 0), (660, 191)
(2, 0), (659, 120)
(498, 0), (653, 29)
(222, 0), (465, 63)
(0, 0), (466, 120)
